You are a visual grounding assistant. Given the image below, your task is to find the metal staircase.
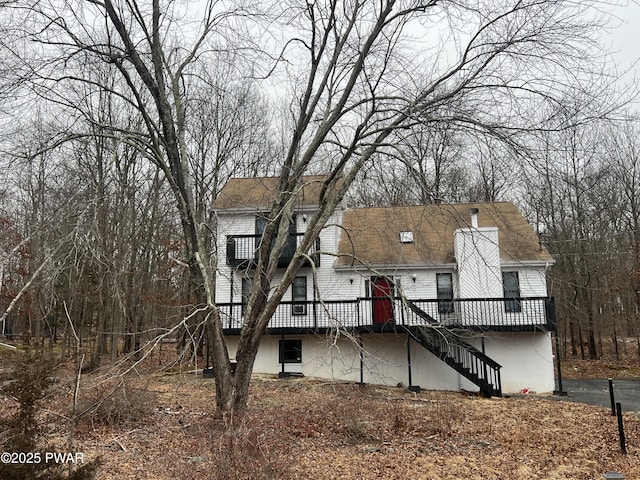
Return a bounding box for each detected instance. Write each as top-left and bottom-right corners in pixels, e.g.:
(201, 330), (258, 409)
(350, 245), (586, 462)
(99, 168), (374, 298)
(401, 301), (502, 398)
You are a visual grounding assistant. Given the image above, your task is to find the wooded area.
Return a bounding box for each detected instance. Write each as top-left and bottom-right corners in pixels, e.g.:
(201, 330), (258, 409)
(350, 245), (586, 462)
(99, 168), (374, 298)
(0, 0), (638, 415)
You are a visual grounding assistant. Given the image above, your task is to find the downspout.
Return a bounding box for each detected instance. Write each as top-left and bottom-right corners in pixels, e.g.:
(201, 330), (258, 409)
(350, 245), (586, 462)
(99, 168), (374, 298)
(406, 332), (420, 393)
(543, 262), (565, 396)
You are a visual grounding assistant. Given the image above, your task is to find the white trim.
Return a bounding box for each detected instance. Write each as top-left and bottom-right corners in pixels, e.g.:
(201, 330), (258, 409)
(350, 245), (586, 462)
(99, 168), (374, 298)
(400, 231), (414, 243)
(333, 260), (552, 271)
(454, 226), (499, 234)
(500, 260), (555, 268)
(333, 262), (457, 272)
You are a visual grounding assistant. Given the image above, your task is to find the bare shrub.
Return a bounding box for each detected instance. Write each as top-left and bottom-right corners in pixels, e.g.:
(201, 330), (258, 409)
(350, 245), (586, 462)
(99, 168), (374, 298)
(77, 380), (155, 427)
(425, 397), (464, 437)
(287, 384), (386, 445)
(335, 403), (380, 444)
(392, 408), (407, 434)
(0, 348), (100, 480)
(286, 383), (465, 444)
(209, 418), (291, 480)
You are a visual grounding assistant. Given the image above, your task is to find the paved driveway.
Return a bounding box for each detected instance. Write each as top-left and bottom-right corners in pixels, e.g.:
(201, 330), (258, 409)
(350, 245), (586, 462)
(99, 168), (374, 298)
(547, 378), (640, 413)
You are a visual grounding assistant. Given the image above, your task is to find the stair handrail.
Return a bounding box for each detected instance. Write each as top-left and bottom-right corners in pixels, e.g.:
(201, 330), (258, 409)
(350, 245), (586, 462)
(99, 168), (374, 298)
(404, 300), (502, 369)
(400, 301), (503, 396)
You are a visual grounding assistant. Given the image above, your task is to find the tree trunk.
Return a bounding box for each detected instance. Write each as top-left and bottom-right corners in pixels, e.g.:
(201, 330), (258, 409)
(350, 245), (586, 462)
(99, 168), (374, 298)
(204, 307), (235, 417)
(588, 328), (598, 360)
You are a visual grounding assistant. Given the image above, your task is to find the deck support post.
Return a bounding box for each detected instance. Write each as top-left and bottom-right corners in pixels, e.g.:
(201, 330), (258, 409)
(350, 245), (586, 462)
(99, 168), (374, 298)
(278, 333), (288, 378)
(406, 331), (420, 393)
(359, 334), (364, 385)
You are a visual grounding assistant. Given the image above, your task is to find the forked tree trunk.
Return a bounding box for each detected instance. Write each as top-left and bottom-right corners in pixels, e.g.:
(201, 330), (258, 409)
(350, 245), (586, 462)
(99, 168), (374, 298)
(204, 306), (236, 417)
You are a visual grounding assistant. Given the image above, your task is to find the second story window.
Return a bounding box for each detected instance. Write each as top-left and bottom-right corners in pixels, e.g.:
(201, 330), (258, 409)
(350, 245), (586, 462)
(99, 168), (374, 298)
(292, 276), (307, 315)
(255, 214), (297, 236)
(255, 214), (297, 263)
(255, 215), (269, 236)
(283, 214), (297, 259)
(502, 271), (521, 313)
(436, 273), (454, 314)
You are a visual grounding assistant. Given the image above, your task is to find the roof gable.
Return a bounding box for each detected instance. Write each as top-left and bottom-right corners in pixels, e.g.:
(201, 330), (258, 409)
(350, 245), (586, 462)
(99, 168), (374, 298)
(213, 176), (336, 210)
(334, 202), (552, 267)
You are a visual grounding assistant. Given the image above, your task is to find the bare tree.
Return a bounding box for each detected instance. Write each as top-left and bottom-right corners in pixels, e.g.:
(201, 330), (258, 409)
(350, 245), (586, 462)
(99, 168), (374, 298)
(607, 117), (640, 352)
(521, 107), (625, 360)
(351, 121), (466, 205)
(6, 0), (622, 416)
(217, 0), (620, 414)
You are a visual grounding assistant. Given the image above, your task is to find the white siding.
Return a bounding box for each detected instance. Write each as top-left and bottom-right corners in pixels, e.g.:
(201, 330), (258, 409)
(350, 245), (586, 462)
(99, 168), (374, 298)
(216, 209), (549, 304)
(215, 208), (348, 303)
(510, 266), (548, 296)
(215, 212), (257, 302)
(454, 227), (502, 298)
(466, 331), (555, 393)
(235, 330), (554, 394)
(215, 202), (554, 395)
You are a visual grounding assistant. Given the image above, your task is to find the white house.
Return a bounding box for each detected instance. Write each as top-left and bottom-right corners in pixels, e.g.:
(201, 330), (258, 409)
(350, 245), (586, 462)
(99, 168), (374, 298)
(213, 176), (557, 395)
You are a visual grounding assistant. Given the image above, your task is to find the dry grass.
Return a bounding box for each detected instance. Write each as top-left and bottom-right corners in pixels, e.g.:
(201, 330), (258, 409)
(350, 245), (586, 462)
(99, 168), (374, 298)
(2, 346), (640, 480)
(44, 373), (640, 480)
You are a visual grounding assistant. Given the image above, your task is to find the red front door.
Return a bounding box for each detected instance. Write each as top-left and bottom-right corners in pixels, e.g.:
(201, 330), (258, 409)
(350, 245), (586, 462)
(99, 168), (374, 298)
(371, 277), (394, 324)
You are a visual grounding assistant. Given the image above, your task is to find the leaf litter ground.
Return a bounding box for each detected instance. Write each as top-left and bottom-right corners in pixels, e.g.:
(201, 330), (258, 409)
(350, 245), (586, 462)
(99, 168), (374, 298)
(39, 370), (640, 480)
(3, 339), (640, 480)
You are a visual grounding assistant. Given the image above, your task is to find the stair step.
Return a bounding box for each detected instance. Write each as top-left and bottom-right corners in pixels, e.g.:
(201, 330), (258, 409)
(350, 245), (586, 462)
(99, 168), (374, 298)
(402, 323), (502, 398)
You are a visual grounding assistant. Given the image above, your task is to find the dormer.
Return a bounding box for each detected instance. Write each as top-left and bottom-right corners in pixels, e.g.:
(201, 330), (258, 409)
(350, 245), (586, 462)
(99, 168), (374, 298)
(213, 176), (340, 269)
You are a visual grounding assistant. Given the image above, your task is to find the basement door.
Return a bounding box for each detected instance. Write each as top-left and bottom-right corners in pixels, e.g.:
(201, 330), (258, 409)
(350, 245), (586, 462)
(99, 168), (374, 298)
(371, 276), (394, 324)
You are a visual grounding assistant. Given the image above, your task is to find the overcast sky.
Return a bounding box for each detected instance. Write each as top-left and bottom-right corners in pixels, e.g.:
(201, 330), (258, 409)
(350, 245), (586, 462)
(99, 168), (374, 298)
(607, 1), (640, 85)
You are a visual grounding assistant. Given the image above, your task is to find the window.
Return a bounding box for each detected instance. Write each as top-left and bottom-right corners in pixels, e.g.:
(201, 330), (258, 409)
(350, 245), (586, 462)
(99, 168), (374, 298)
(255, 215), (268, 236)
(400, 231), (414, 243)
(255, 214), (297, 264)
(241, 277), (252, 315)
(292, 276), (307, 315)
(252, 215), (269, 262)
(436, 273), (454, 314)
(279, 339), (302, 363)
(502, 271), (521, 313)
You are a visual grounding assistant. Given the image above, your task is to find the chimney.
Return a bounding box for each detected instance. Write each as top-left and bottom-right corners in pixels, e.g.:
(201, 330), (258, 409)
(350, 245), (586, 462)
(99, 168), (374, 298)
(469, 208), (479, 228)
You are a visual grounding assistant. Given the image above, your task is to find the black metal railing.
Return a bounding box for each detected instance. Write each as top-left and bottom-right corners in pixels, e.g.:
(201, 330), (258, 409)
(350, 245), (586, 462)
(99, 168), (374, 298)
(217, 296), (555, 331)
(226, 233), (320, 268)
(401, 324), (502, 397)
(404, 297), (555, 330)
(217, 300), (361, 330)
